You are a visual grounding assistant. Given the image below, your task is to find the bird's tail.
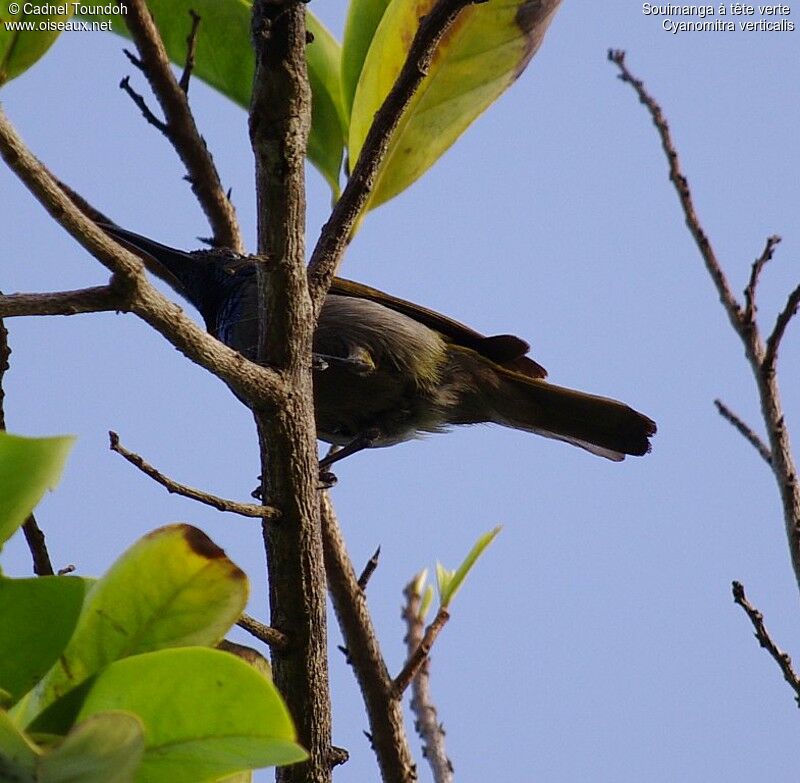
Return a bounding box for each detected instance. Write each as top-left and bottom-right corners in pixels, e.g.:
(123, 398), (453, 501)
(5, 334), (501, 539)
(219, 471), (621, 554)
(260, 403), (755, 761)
(483, 365), (656, 461)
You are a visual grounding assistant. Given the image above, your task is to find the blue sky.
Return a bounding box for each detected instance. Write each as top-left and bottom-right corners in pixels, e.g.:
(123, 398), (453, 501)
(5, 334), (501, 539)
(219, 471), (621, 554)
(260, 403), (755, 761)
(2, 2), (800, 781)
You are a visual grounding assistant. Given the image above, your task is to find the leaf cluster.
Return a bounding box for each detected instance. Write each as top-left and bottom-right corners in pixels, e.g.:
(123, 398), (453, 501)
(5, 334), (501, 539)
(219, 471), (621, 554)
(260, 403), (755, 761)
(0, 433), (305, 783)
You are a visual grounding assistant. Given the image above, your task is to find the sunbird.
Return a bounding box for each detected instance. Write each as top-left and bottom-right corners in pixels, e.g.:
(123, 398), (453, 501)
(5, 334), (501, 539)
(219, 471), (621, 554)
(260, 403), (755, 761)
(102, 223), (656, 468)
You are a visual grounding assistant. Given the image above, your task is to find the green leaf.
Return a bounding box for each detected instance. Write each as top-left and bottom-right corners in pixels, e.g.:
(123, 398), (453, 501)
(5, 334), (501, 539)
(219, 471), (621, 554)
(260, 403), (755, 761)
(435, 562), (454, 603)
(341, 0), (392, 118)
(419, 584), (434, 621)
(439, 526), (501, 607)
(0, 708), (39, 782)
(38, 711), (144, 783)
(17, 525), (248, 727)
(349, 0), (563, 209)
(0, 576), (88, 705)
(307, 15), (346, 197)
(77, 2), (344, 197)
(215, 772), (252, 783)
(0, 1), (72, 87)
(75, 648), (306, 782)
(0, 433), (73, 548)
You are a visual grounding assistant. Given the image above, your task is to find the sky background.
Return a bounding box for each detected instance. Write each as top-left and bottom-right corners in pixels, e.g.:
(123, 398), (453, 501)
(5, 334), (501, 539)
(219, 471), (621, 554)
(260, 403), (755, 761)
(3, 1), (800, 781)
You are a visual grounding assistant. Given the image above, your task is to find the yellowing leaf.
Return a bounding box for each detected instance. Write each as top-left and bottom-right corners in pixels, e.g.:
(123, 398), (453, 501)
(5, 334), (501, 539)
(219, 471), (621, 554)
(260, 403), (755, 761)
(349, 0), (563, 209)
(16, 525), (247, 727)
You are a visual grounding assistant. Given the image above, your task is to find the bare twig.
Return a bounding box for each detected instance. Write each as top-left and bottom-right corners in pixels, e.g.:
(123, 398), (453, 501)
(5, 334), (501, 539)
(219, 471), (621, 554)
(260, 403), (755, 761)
(307, 0), (481, 316)
(714, 400), (772, 466)
(608, 50), (743, 329)
(21, 517), (55, 576)
(765, 280), (800, 373)
(610, 50), (800, 597)
(108, 431), (278, 519)
(393, 608), (450, 698)
(320, 495), (416, 783)
(237, 612), (289, 650)
(744, 236), (781, 325)
(179, 10), (202, 94)
(0, 109), (285, 408)
(732, 581), (800, 706)
(0, 315), (55, 576)
(119, 74), (167, 131)
(123, 0), (242, 250)
(358, 546), (381, 590)
(403, 579), (453, 783)
(0, 285), (130, 318)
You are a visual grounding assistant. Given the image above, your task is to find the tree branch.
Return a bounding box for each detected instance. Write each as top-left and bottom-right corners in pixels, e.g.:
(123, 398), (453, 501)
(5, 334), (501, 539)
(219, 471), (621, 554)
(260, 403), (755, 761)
(610, 50), (800, 597)
(765, 280), (800, 373)
(123, 0), (242, 251)
(0, 285), (129, 318)
(608, 50), (743, 330)
(0, 317), (54, 576)
(743, 235), (781, 325)
(307, 0), (479, 315)
(393, 607), (450, 698)
(179, 9), (201, 94)
(402, 579), (453, 783)
(248, 3), (331, 781)
(714, 400), (772, 466)
(237, 612), (289, 651)
(0, 107), (285, 409)
(320, 495), (417, 782)
(108, 431), (279, 519)
(358, 546), (381, 590)
(732, 581), (800, 706)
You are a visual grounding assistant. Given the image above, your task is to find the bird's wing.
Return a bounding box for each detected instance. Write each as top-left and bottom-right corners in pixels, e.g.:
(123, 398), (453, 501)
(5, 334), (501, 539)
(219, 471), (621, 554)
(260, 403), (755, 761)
(331, 277), (548, 379)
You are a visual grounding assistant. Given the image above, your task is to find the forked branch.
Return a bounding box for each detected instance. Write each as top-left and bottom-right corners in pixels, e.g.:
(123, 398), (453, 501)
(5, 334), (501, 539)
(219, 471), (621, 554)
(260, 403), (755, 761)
(609, 49), (800, 596)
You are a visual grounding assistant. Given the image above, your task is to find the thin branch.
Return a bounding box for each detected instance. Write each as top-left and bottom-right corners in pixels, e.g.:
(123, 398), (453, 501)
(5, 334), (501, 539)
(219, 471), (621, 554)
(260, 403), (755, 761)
(179, 10), (202, 94)
(403, 580), (453, 783)
(20, 518), (55, 576)
(108, 431), (279, 519)
(119, 74), (168, 132)
(765, 280), (800, 373)
(611, 51), (800, 598)
(0, 315), (55, 576)
(744, 235), (781, 325)
(123, 0), (242, 250)
(393, 607), (450, 698)
(320, 495), (417, 783)
(0, 285), (129, 318)
(732, 581), (800, 706)
(607, 50), (743, 331)
(714, 400), (772, 466)
(237, 612), (289, 651)
(358, 546), (381, 590)
(0, 108), (285, 408)
(307, 0), (480, 316)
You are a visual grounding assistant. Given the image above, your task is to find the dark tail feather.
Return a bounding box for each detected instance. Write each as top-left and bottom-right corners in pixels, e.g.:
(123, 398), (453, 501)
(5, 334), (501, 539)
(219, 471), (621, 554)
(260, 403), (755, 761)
(491, 369), (656, 461)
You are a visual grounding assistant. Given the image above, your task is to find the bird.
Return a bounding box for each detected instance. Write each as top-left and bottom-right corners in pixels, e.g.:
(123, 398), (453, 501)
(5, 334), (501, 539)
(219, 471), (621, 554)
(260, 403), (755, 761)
(100, 222), (656, 467)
